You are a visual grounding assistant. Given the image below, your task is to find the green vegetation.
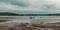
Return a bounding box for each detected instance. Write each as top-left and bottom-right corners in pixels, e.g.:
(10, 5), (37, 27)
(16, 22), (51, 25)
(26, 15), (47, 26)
(0, 12), (19, 16)
(48, 13), (60, 16)
(0, 20), (10, 22)
(0, 12), (60, 16)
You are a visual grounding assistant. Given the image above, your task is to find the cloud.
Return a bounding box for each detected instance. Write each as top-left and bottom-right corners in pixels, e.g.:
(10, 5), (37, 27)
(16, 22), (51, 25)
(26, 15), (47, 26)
(28, 0), (60, 11)
(0, 0), (60, 13)
(0, 0), (30, 7)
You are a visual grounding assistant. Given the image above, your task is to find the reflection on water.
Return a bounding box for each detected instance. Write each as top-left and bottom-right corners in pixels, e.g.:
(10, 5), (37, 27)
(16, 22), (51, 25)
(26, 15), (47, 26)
(0, 16), (60, 22)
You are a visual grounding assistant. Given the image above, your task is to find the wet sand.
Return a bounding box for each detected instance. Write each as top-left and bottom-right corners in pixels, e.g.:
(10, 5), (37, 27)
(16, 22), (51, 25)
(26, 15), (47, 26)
(0, 20), (60, 30)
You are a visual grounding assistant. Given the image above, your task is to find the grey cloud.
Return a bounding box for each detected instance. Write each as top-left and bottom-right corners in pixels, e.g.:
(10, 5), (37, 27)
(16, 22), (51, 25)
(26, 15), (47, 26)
(41, 5), (56, 10)
(0, 0), (60, 14)
(0, 0), (30, 7)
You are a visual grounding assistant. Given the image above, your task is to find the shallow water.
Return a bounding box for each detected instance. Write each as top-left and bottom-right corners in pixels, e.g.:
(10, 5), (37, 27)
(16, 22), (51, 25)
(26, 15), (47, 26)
(0, 16), (60, 22)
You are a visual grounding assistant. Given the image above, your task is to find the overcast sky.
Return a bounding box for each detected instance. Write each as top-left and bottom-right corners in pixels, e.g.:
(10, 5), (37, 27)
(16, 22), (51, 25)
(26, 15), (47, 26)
(0, 0), (60, 14)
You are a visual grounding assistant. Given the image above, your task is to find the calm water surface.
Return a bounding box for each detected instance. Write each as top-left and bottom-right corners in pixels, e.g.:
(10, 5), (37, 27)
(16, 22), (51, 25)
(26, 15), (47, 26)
(0, 16), (60, 22)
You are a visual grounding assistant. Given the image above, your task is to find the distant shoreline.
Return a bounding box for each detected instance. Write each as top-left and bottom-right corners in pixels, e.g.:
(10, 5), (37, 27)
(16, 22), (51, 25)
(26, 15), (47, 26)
(0, 16), (59, 17)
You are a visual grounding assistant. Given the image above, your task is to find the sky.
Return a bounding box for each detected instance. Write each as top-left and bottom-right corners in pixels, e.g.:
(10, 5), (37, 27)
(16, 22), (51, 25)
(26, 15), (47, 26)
(0, 0), (60, 14)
